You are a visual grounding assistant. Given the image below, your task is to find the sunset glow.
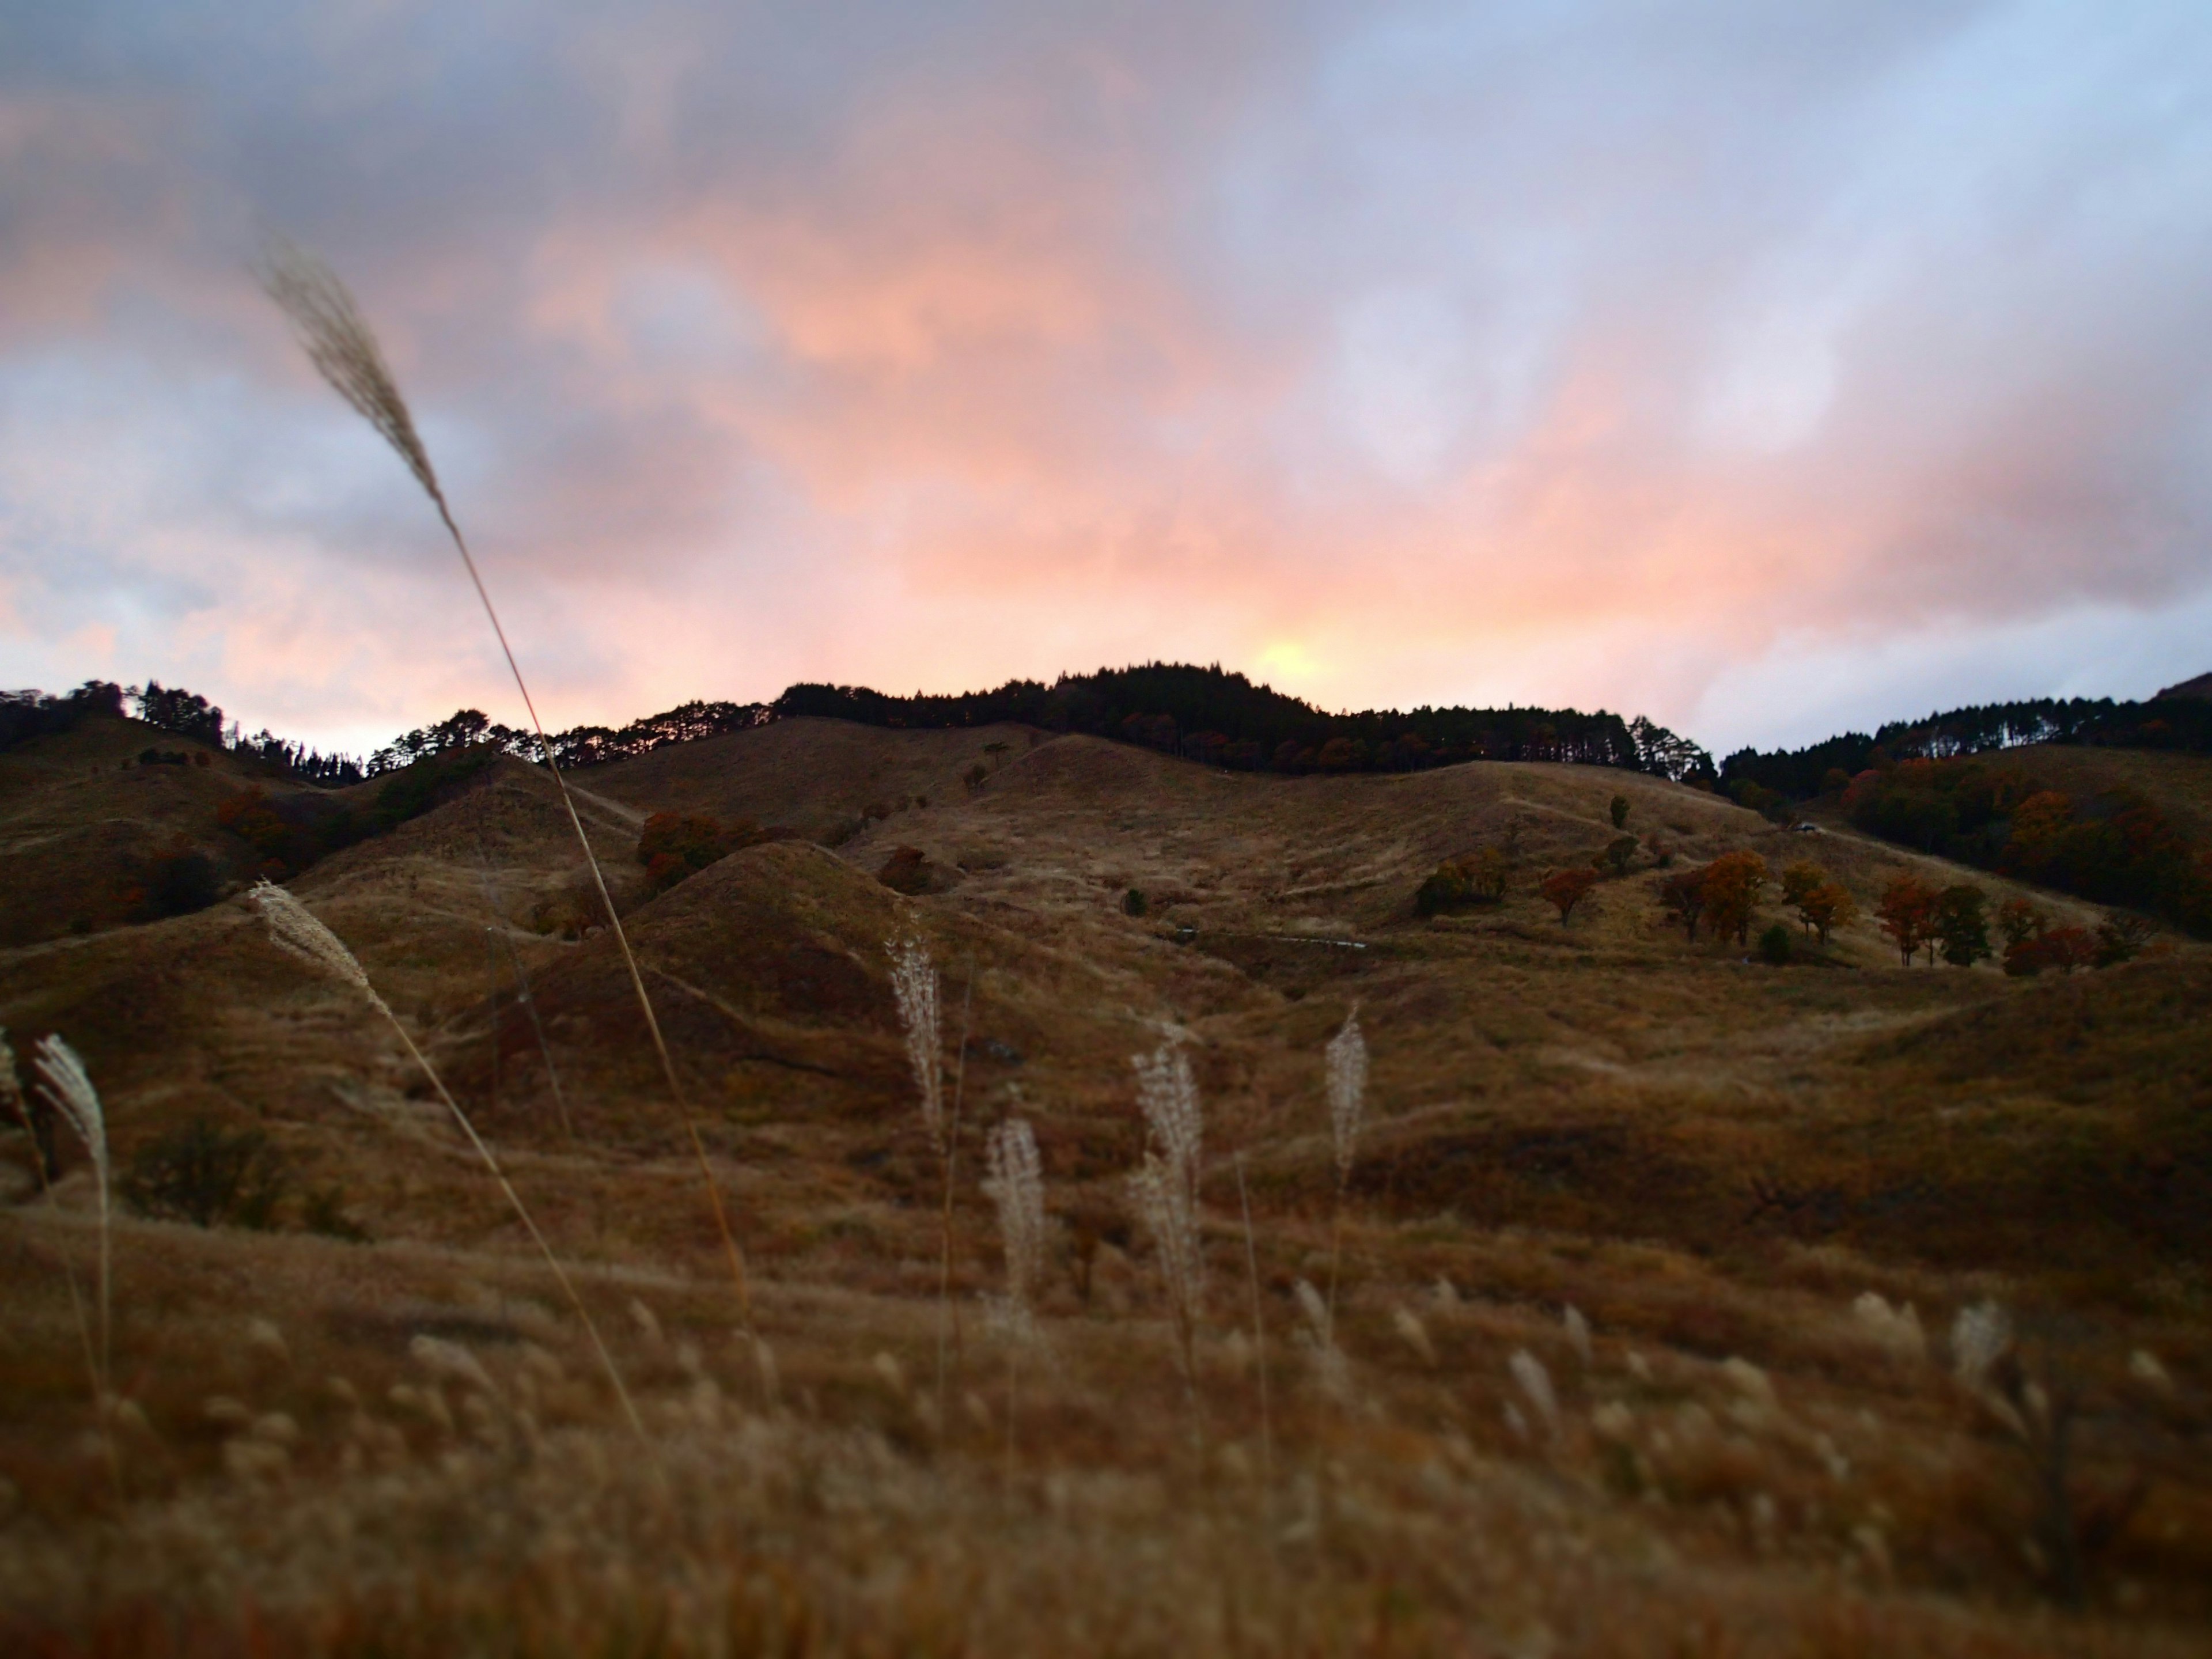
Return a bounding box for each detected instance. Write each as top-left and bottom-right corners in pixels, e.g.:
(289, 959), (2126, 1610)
(5, 2), (2211, 754)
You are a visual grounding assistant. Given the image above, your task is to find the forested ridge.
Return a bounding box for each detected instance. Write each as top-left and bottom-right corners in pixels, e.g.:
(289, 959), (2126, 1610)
(3, 665), (1716, 786)
(1719, 687), (2212, 801)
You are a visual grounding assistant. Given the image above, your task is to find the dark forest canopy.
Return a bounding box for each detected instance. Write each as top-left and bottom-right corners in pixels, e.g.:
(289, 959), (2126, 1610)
(1720, 690), (2212, 802)
(777, 663), (1713, 779)
(3, 665), (1715, 786)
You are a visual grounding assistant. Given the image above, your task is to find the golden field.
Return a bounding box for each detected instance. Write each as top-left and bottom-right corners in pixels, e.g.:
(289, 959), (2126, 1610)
(2, 710), (2208, 1655)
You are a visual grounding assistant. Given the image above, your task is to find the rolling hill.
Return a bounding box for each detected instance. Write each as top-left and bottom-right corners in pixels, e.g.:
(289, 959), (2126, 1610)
(2, 706), (2209, 1654)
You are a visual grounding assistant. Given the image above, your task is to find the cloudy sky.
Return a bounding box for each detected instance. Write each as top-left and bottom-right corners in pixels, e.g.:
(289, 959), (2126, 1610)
(5, 1), (2212, 757)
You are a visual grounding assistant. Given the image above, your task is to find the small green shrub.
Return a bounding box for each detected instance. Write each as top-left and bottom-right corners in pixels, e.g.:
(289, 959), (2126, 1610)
(1758, 923), (1794, 965)
(1123, 888), (1147, 916)
(123, 1118), (288, 1229)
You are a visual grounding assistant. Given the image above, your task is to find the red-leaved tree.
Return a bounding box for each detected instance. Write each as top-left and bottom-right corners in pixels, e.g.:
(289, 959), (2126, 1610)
(1540, 867), (1599, 925)
(1876, 874), (1940, 967)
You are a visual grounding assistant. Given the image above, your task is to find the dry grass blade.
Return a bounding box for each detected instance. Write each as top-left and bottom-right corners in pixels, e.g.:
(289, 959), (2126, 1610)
(247, 881), (647, 1445)
(260, 240), (751, 1328)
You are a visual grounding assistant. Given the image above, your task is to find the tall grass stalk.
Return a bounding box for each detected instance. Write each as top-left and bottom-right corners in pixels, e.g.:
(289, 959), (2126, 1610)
(3, 1033), (120, 1497)
(262, 243), (748, 1325)
(983, 1117), (1045, 1494)
(475, 847), (575, 1142)
(1130, 1043), (1206, 1445)
(1323, 1005), (1367, 1331)
(31, 1036), (111, 1397)
(249, 880), (646, 1444)
(942, 959), (976, 1404)
(888, 935), (968, 1429)
(1234, 1151), (1274, 1503)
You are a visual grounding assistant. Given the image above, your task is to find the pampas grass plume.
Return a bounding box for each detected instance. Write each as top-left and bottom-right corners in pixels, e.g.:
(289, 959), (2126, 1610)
(1325, 1005), (1367, 1186)
(1951, 1300), (2013, 1393)
(887, 935), (945, 1147)
(1509, 1349), (1560, 1441)
(33, 1035), (111, 1393)
(983, 1118), (1046, 1327)
(1130, 1044), (1205, 1387)
(1564, 1304), (1593, 1369)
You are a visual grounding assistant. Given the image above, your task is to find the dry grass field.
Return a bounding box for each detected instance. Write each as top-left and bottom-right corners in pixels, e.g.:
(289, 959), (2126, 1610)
(3, 711), (2209, 1654)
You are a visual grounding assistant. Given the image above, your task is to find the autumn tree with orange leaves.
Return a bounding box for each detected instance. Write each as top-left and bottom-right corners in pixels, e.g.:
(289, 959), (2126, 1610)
(1876, 874), (1941, 966)
(1702, 851), (1770, 946)
(1540, 866), (1599, 925)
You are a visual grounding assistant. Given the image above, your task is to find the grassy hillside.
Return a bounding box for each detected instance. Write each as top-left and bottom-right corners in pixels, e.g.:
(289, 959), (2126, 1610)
(2, 720), (2208, 1653)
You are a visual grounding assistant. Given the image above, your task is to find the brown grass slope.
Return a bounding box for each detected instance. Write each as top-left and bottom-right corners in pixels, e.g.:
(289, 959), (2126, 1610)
(3, 721), (2210, 1653)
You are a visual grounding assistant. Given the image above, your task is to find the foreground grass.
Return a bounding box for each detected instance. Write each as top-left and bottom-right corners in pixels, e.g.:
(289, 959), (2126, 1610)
(2, 1191), (2207, 1656)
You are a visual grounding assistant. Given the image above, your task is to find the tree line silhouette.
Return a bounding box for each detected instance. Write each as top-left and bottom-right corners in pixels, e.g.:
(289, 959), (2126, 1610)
(1719, 690), (2212, 802)
(5, 665), (1718, 787)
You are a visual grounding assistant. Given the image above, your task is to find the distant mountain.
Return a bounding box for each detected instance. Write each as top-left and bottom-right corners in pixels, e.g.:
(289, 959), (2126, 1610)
(2156, 671), (2212, 702)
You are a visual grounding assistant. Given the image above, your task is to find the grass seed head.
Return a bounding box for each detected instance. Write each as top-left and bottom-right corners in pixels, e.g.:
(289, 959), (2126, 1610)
(1325, 1005), (1368, 1185)
(1565, 1304), (1593, 1368)
(1129, 1044), (1205, 1350)
(1950, 1300), (2013, 1393)
(251, 880), (372, 993)
(32, 1035), (106, 1186)
(1131, 1044), (1202, 1200)
(984, 1118), (1047, 1319)
(886, 935), (945, 1147)
(260, 238), (445, 510)
(1510, 1349), (1560, 1441)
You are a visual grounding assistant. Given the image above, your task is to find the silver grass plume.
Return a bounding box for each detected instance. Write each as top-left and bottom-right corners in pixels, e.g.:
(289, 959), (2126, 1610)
(887, 935), (945, 1148)
(1952, 1300), (2013, 1395)
(10, 1031), (117, 1493)
(985, 1115), (1047, 1492)
(1323, 1004), (1368, 1328)
(983, 1118), (1047, 1338)
(1325, 1005), (1367, 1189)
(1510, 1348), (1560, 1441)
(256, 878), (374, 993)
(1130, 1044), (1205, 1376)
(262, 240), (444, 510)
(33, 1035), (111, 1392)
(262, 241), (752, 1330)
(1132, 1043), (1203, 1216)
(247, 880), (646, 1444)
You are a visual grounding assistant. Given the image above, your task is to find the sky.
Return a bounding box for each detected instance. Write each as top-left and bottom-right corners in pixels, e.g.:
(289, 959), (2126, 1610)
(5, 1), (2212, 759)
